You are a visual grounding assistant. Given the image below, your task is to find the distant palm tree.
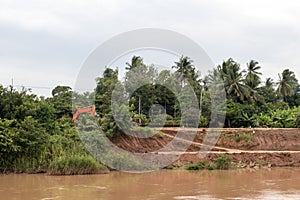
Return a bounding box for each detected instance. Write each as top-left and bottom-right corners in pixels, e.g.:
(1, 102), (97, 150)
(172, 56), (194, 87)
(218, 58), (249, 101)
(125, 56), (144, 70)
(244, 60), (262, 101)
(276, 69), (298, 101)
(265, 78), (274, 88)
(245, 60), (262, 89)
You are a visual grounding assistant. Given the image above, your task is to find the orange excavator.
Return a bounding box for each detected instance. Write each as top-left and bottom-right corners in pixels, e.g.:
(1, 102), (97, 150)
(72, 105), (97, 122)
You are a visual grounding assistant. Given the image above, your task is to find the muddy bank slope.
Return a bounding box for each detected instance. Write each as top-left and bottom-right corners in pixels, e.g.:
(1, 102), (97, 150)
(111, 128), (300, 167)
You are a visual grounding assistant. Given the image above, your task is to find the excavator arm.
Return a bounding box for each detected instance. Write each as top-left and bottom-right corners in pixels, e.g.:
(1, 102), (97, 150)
(72, 105), (96, 122)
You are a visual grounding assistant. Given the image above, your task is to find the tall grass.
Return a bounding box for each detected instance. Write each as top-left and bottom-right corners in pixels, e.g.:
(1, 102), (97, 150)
(48, 155), (107, 175)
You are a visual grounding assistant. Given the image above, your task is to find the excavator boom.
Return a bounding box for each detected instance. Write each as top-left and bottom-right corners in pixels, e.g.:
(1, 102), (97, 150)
(72, 105), (96, 122)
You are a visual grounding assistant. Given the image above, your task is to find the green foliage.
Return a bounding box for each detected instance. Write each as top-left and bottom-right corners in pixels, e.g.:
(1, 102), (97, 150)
(165, 119), (181, 127)
(199, 116), (209, 127)
(95, 68), (119, 116)
(254, 106), (300, 128)
(132, 127), (164, 137)
(215, 155), (232, 170)
(132, 114), (149, 126)
(48, 155), (106, 175)
(185, 161), (207, 170)
(184, 155), (232, 170)
(221, 132), (253, 143)
(48, 86), (72, 118)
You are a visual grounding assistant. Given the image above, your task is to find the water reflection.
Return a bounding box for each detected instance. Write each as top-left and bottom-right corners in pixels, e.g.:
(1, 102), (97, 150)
(1, 168), (300, 200)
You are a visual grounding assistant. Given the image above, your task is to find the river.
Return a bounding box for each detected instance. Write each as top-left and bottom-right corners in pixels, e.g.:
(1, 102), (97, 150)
(1, 168), (300, 200)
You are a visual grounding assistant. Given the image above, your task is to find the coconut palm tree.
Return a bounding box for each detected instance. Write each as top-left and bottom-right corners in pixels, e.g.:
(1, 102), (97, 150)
(125, 56), (144, 70)
(244, 60), (262, 101)
(172, 56), (195, 87)
(265, 78), (274, 88)
(245, 60), (262, 89)
(276, 69), (298, 101)
(218, 58), (250, 101)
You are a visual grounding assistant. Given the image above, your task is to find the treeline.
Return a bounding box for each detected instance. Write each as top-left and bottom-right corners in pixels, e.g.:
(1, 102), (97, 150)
(95, 56), (300, 132)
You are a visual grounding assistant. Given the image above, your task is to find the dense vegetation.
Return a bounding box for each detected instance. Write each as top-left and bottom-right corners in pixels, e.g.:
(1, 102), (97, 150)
(1, 55), (300, 173)
(94, 56), (300, 132)
(0, 85), (106, 173)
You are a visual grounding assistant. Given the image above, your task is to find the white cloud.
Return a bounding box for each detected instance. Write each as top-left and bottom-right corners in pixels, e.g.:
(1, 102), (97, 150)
(0, 0), (300, 95)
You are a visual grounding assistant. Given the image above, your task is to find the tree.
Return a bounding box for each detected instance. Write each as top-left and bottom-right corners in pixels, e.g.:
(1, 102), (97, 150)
(217, 58), (249, 101)
(258, 78), (277, 103)
(125, 61), (158, 116)
(265, 78), (274, 88)
(95, 68), (119, 116)
(276, 69), (299, 102)
(245, 60), (262, 89)
(48, 86), (72, 119)
(244, 60), (262, 101)
(125, 56), (145, 70)
(172, 56), (195, 87)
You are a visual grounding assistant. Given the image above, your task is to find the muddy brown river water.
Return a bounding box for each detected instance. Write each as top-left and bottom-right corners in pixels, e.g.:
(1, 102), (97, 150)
(1, 168), (300, 200)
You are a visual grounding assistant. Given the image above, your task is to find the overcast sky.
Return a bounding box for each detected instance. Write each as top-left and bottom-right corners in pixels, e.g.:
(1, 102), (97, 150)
(1, 0), (300, 96)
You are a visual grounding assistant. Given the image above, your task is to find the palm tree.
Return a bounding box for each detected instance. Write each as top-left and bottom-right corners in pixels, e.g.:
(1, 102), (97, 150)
(244, 60), (262, 101)
(172, 56), (194, 87)
(258, 78), (276, 103)
(245, 60), (262, 89)
(276, 69), (298, 101)
(125, 56), (144, 70)
(218, 58), (249, 101)
(265, 78), (274, 88)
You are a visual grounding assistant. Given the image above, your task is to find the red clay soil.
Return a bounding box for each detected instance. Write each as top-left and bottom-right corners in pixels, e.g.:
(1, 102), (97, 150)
(109, 128), (300, 168)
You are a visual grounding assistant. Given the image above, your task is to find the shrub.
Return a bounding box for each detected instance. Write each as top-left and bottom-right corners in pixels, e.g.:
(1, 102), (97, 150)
(48, 155), (106, 175)
(185, 161), (207, 170)
(215, 155), (232, 170)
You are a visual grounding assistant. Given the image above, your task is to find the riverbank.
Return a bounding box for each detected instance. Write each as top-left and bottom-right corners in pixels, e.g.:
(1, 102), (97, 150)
(111, 128), (300, 169)
(2, 128), (300, 174)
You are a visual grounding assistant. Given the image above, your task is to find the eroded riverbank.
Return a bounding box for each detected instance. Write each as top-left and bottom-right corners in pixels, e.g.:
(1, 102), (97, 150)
(111, 128), (300, 168)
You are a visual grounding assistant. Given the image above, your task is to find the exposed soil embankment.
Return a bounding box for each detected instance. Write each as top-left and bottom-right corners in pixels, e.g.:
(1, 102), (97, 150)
(110, 128), (300, 168)
(216, 128), (300, 151)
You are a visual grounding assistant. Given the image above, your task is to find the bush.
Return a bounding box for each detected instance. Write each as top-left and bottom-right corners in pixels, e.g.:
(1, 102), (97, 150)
(185, 161), (207, 170)
(165, 119), (181, 127)
(215, 155), (232, 170)
(254, 106), (300, 128)
(132, 114), (149, 126)
(184, 156), (232, 171)
(48, 155), (106, 175)
(199, 116), (209, 127)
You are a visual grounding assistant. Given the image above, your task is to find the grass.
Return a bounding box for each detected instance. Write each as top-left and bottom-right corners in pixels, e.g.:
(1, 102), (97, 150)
(221, 132), (253, 143)
(184, 155), (232, 171)
(48, 155), (107, 175)
(132, 126), (164, 137)
(185, 161), (207, 170)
